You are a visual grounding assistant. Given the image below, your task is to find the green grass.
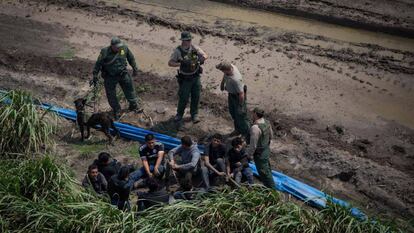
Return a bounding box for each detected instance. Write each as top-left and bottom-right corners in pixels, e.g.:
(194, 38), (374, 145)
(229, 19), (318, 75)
(0, 90), (57, 157)
(124, 144), (140, 158)
(58, 47), (76, 60)
(0, 155), (406, 233)
(72, 142), (106, 158)
(135, 84), (152, 94)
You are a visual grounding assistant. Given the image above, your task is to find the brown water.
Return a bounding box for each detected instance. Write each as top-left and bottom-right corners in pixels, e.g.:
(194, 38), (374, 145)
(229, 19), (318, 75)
(122, 0), (414, 52)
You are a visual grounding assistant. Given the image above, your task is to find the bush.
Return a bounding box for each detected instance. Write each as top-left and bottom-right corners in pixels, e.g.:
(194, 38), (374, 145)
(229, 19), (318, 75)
(0, 90), (57, 157)
(0, 156), (404, 233)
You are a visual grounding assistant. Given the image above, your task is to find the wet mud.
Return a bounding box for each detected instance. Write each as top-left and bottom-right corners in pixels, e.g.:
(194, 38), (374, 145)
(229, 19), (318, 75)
(1, 0), (414, 226)
(212, 0), (414, 38)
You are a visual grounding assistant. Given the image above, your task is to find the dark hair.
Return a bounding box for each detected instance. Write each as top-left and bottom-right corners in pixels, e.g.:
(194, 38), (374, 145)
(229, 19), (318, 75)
(117, 166), (130, 180)
(255, 112), (264, 118)
(212, 133), (223, 141)
(181, 136), (193, 147)
(231, 137), (243, 147)
(98, 152), (110, 163)
(88, 164), (98, 172)
(146, 177), (161, 192)
(145, 133), (155, 142)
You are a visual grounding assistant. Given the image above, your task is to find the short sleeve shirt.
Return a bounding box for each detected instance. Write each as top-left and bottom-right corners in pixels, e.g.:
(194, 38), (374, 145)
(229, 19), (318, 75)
(203, 143), (226, 165)
(223, 65), (244, 94)
(139, 142), (165, 166)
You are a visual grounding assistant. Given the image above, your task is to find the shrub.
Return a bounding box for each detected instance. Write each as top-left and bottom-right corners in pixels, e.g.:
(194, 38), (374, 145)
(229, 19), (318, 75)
(0, 90), (57, 157)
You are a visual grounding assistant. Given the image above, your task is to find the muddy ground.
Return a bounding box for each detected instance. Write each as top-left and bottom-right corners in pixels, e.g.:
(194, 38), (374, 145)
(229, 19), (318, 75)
(1, 0), (414, 227)
(212, 0), (414, 37)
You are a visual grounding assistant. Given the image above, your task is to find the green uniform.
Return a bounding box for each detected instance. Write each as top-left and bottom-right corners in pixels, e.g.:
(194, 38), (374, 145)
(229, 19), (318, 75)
(220, 64), (250, 137)
(248, 118), (275, 188)
(170, 45), (205, 120)
(93, 45), (138, 114)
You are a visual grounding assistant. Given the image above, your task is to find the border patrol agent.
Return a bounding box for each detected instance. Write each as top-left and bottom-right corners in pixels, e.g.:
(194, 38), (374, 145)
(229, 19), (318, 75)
(168, 31), (208, 123)
(92, 37), (140, 120)
(246, 107), (275, 188)
(216, 61), (250, 138)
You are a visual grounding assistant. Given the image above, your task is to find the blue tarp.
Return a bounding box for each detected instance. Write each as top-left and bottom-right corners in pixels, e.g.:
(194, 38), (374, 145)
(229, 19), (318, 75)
(0, 93), (365, 220)
(39, 102), (366, 220)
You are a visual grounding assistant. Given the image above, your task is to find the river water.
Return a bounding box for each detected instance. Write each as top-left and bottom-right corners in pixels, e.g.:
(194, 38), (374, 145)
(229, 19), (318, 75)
(129, 0), (414, 52)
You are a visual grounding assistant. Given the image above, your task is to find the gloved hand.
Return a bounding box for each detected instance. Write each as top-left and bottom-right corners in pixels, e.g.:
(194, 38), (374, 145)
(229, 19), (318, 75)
(132, 69), (138, 77)
(89, 76), (98, 87)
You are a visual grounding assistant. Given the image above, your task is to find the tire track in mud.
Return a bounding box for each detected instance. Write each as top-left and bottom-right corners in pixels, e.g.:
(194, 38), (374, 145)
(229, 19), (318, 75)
(37, 0), (414, 75)
(1, 48), (414, 221)
(2, 0), (414, 224)
(211, 0), (414, 38)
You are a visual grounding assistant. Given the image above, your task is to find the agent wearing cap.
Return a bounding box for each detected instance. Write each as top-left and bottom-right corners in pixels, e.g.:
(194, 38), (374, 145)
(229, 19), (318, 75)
(168, 31), (208, 124)
(92, 37), (140, 120)
(216, 61), (250, 138)
(246, 107), (275, 188)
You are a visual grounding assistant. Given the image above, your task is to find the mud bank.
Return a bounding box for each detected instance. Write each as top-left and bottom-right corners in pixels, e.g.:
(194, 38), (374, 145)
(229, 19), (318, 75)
(212, 0), (414, 38)
(1, 0), (414, 226)
(1, 46), (413, 223)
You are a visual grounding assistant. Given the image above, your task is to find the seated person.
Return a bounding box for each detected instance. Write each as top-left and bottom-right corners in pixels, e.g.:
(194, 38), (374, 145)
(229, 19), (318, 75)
(108, 166), (133, 211)
(129, 134), (165, 183)
(93, 152), (122, 182)
(201, 133), (226, 189)
(82, 164), (108, 194)
(137, 177), (170, 211)
(167, 135), (205, 190)
(226, 137), (254, 185)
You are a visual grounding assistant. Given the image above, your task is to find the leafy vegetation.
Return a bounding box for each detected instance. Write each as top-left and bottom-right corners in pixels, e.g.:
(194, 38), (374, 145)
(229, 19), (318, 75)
(0, 90), (57, 157)
(0, 90), (407, 232)
(0, 156), (405, 233)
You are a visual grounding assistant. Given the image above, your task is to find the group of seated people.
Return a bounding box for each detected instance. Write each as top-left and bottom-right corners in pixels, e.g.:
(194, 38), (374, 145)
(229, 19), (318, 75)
(82, 133), (254, 211)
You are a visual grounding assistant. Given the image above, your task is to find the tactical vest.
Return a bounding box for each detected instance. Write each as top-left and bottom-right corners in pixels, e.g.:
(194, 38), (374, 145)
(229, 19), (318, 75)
(177, 46), (200, 76)
(256, 119), (271, 150)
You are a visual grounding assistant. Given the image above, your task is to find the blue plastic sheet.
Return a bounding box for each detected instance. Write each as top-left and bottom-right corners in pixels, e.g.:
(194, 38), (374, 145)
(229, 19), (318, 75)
(41, 102), (366, 220)
(1, 93), (366, 220)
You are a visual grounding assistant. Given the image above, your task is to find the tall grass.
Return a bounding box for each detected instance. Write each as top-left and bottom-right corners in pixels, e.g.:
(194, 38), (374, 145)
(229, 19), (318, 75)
(0, 90), (57, 156)
(0, 156), (405, 233)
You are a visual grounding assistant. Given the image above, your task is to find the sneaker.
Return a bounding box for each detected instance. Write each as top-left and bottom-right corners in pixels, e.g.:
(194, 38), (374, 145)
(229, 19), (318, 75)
(174, 115), (182, 122)
(192, 115), (200, 124)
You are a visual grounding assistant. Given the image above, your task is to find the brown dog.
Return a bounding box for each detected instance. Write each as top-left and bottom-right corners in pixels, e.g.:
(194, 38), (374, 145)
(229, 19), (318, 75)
(74, 98), (120, 143)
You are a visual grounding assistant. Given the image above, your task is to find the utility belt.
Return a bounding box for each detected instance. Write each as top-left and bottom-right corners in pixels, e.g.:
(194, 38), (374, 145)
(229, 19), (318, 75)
(176, 66), (203, 83)
(101, 69), (128, 79)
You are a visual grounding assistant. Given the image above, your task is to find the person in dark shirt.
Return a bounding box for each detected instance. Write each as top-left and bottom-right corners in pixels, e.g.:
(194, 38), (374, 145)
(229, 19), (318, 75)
(82, 164), (108, 194)
(108, 166), (133, 211)
(201, 133), (226, 189)
(137, 177), (170, 211)
(129, 134), (165, 184)
(226, 137), (254, 185)
(93, 152), (122, 182)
